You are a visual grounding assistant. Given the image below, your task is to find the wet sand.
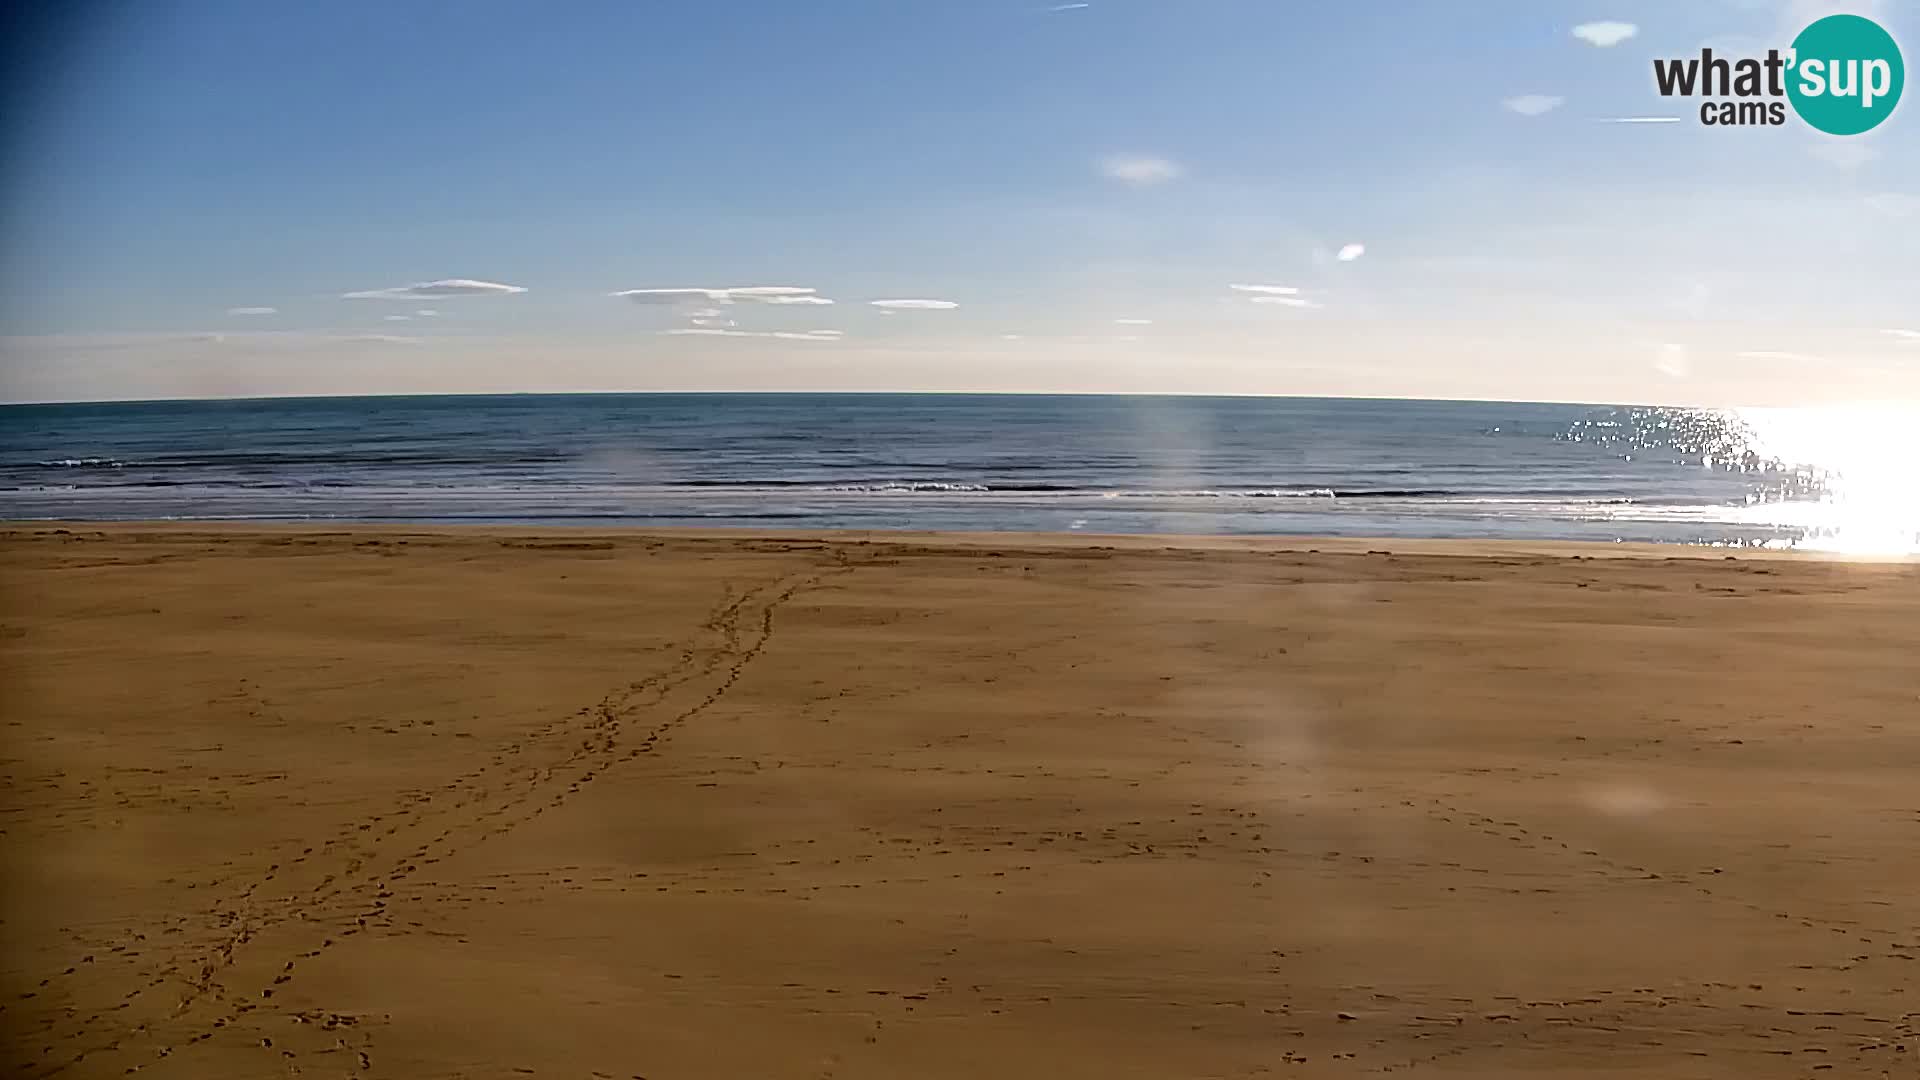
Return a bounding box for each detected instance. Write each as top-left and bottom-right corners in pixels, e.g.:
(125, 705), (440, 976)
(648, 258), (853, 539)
(3, 525), (1918, 1078)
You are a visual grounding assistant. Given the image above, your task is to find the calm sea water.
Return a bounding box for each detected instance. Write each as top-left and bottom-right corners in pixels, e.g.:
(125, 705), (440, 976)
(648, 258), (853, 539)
(1, 394), (1913, 550)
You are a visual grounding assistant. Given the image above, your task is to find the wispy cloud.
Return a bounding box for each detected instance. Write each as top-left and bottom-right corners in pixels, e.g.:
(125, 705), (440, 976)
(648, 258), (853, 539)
(664, 328), (844, 341)
(1047, 2), (1091, 9)
(612, 288), (720, 304)
(415, 309), (440, 317)
(870, 298), (960, 310)
(2, 332), (220, 353)
(1229, 284), (1301, 296)
(1114, 318), (1153, 325)
(1736, 350), (1826, 363)
(612, 286), (821, 304)
(343, 278), (527, 300)
(1572, 21), (1638, 47)
(1336, 243), (1366, 262)
(1099, 154), (1184, 187)
(1882, 329), (1920, 343)
(1654, 342), (1691, 378)
(3, 330), (428, 354)
(247, 331), (424, 345)
(1503, 94), (1565, 116)
(383, 314), (412, 322)
(1807, 141), (1879, 170)
(1866, 193), (1918, 218)
(1251, 296), (1320, 309)
(226, 306), (277, 316)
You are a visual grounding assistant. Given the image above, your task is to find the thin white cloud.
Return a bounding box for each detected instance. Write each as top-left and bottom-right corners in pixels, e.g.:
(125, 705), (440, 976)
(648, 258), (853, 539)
(613, 288), (720, 304)
(1736, 350), (1826, 363)
(725, 286), (819, 300)
(414, 309), (440, 317)
(1866, 193), (1918, 218)
(664, 328), (844, 341)
(1336, 243), (1366, 262)
(1047, 2), (1091, 9)
(1503, 94), (1565, 116)
(1251, 295), (1320, 309)
(226, 306), (277, 316)
(1572, 21), (1638, 47)
(1655, 342), (1691, 378)
(3, 330), (428, 353)
(1114, 318), (1153, 325)
(1099, 154), (1184, 187)
(1600, 116), (1683, 124)
(1882, 329), (1920, 343)
(685, 307), (726, 318)
(342, 278), (527, 300)
(7, 332), (215, 351)
(1807, 141), (1879, 170)
(1229, 284), (1301, 295)
(383, 314), (412, 322)
(870, 298), (959, 310)
(612, 285), (820, 305)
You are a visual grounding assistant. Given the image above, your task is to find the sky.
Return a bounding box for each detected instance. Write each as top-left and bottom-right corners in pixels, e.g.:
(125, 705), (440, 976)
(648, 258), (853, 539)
(0, 0), (1916, 406)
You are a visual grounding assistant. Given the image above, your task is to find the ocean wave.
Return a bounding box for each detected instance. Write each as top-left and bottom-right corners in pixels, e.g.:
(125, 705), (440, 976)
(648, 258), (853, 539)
(670, 483), (1611, 501)
(20, 450), (570, 469)
(667, 478), (1081, 491)
(661, 481), (1352, 496)
(870, 485), (1485, 499)
(0, 477), (1651, 505)
(821, 482), (992, 493)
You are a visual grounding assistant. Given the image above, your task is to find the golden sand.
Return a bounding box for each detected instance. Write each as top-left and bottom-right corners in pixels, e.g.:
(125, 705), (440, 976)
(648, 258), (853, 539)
(3, 526), (1917, 1078)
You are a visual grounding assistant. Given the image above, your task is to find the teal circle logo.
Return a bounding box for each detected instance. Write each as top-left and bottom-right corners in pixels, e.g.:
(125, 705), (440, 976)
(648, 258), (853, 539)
(1787, 14), (1904, 135)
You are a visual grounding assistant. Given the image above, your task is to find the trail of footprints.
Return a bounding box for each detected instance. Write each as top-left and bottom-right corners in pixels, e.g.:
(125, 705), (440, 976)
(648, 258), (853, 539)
(1426, 794), (1917, 963)
(1405, 793), (1917, 1070)
(14, 559), (845, 1079)
(18, 543), (1909, 1076)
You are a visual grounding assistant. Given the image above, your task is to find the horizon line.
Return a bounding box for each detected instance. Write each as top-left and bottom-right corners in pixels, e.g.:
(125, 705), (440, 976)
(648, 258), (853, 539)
(0, 387), (1815, 412)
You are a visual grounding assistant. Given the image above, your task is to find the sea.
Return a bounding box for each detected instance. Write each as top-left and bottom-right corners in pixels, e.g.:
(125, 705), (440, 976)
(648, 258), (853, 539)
(1, 394), (1914, 552)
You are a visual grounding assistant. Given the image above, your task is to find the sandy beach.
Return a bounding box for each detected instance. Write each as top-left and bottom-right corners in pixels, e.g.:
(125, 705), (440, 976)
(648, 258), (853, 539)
(3, 524), (1917, 1079)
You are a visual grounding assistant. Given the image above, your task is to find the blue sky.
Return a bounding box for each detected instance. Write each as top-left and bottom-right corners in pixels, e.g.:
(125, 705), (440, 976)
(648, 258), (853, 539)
(1, 0), (1915, 404)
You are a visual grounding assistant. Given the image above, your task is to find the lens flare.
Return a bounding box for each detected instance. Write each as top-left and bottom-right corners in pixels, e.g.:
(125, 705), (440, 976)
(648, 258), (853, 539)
(1730, 405), (1919, 555)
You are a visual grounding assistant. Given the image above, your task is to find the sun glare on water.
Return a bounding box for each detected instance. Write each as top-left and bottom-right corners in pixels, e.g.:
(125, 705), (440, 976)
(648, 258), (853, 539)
(1732, 405), (1920, 555)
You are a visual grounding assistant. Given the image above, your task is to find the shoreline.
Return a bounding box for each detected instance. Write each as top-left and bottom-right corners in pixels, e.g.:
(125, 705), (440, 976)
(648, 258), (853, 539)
(5, 519), (1912, 563)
